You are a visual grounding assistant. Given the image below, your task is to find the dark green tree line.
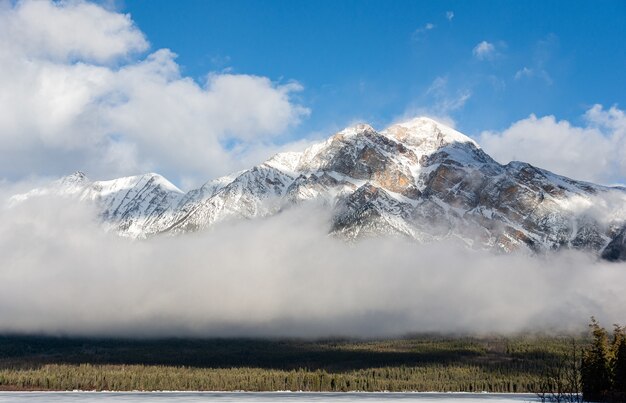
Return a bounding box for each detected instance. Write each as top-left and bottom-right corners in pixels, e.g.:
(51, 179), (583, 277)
(581, 318), (626, 402)
(534, 339), (583, 403)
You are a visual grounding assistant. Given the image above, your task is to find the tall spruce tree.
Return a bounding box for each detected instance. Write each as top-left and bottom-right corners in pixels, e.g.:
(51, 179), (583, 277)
(581, 318), (612, 402)
(612, 326), (626, 399)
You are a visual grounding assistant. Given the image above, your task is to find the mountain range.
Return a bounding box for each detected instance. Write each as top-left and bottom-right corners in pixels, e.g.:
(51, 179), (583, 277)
(11, 117), (626, 261)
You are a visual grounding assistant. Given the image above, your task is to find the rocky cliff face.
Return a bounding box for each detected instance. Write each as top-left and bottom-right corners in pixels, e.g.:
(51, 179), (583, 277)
(13, 117), (626, 259)
(602, 226), (626, 261)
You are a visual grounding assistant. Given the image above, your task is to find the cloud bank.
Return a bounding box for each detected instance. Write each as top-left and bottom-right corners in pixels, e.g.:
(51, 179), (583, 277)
(1, 190), (625, 338)
(1, 2), (625, 340)
(0, 0), (309, 188)
(480, 105), (626, 185)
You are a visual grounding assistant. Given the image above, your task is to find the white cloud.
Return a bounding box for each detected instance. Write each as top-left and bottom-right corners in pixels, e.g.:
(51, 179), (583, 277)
(479, 105), (626, 185)
(426, 76), (447, 95)
(0, 0), (148, 63)
(1, 192), (625, 337)
(446, 11), (454, 21)
(442, 90), (471, 111)
(397, 76), (471, 129)
(412, 22), (435, 41)
(472, 41), (496, 60)
(513, 35), (557, 86)
(514, 67), (533, 80)
(0, 0), (309, 187)
(426, 76), (471, 112)
(514, 66), (552, 85)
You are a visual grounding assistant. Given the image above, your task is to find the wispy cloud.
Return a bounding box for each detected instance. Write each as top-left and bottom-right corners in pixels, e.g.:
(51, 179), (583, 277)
(412, 22), (436, 41)
(514, 66), (552, 84)
(446, 11), (454, 21)
(426, 76), (447, 95)
(426, 76), (472, 112)
(210, 54), (231, 68)
(399, 76), (471, 126)
(514, 66), (533, 80)
(513, 34), (558, 86)
(472, 41), (496, 60)
(445, 90), (472, 110)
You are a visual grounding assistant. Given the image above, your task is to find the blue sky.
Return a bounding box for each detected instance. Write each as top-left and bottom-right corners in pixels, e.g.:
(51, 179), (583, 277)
(0, 0), (625, 187)
(124, 0), (625, 138)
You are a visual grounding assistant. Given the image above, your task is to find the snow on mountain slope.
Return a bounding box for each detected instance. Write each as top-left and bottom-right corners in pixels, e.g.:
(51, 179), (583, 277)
(81, 173), (185, 237)
(11, 171), (185, 238)
(12, 117), (626, 259)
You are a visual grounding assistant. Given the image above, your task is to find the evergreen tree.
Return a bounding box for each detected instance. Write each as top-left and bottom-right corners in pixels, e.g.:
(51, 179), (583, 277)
(581, 317), (612, 402)
(612, 326), (626, 399)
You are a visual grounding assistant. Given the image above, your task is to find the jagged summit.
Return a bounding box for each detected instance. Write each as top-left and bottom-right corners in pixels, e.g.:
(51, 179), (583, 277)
(56, 171), (89, 188)
(63, 170), (87, 182)
(12, 116), (626, 260)
(335, 123), (376, 137)
(91, 173), (184, 195)
(383, 117), (478, 148)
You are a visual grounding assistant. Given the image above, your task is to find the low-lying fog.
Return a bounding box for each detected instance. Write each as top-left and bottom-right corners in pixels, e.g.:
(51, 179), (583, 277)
(0, 190), (625, 338)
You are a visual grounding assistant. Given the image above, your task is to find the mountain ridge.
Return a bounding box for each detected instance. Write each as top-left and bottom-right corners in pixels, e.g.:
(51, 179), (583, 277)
(11, 117), (626, 260)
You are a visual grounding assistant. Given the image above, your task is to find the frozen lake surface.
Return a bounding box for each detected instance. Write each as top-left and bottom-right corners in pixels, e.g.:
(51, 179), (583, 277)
(0, 392), (540, 402)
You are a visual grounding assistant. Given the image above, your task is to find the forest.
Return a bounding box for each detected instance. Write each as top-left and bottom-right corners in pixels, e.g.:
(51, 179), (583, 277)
(0, 321), (623, 400)
(0, 332), (587, 393)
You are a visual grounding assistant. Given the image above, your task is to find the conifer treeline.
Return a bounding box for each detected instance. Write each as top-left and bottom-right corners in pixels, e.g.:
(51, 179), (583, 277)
(0, 363), (570, 392)
(581, 318), (626, 402)
(0, 335), (585, 392)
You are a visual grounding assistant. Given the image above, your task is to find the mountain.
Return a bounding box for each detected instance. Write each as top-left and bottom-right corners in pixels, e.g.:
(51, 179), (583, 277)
(11, 117), (626, 260)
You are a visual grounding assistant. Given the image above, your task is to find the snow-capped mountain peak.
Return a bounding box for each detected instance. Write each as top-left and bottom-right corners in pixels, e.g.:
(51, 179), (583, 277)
(335, 123), (376, 137)
(264, 152), (303, 175)
(11, 116), (626, 260)
(382, 117), (479, 157)
(58, 171), (89, 186)
(88, 173), (183, 197)
(385, 116), (477, 144)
